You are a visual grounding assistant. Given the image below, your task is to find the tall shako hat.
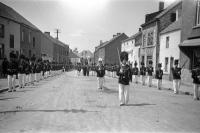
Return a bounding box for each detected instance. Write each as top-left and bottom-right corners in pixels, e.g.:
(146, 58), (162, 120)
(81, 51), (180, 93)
(9, 51), (16, 59)
(158, 63), (162, 67)
(149, 60), (153, 64)
(134, 61), (137, 66)
(120, 51), (128, 62)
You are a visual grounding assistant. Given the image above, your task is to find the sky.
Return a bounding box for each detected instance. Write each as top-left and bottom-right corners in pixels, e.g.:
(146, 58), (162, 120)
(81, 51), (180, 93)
(1, 0), (176, 53)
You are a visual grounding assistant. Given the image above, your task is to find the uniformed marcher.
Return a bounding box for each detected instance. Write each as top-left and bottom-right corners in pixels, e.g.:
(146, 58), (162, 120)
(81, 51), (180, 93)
(171, 60), (181, 94)
(140, 62), (146, 85)
(155, 63), (163, 90)
(18, 54), (25, 88)
(30, 56), (36, 85)
(132, 61), (139, 84)
(95, 58), (105, 89)
(147, 60), (154, 87)
(25, 57), (31, 85)
(7, 52), (18, 92)
(117, 51), (132, 106)
(191, 58), (200, 100)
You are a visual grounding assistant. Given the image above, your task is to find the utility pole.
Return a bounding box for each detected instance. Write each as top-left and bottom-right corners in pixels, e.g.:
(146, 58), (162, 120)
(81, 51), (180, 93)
(55, 29), (61, 40)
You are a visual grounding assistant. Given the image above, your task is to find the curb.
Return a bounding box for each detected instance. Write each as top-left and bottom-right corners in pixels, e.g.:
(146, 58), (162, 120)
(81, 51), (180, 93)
(0, 85), (19, 93)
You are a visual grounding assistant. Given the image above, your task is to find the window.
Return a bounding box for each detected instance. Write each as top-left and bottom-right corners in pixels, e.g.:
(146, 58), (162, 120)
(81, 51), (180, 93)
(0, 44), (4, 59)
(143, 34), (146, 47)
(28, 32), (31, 43)
(196, 0), (200, 26)
(10, 34), (14, 48)
(165, 57), (169, 72)
(147, 31), (154, 46)
(170, 13), (176, 22)
(147, 56), (152, 66)
(0, 24), (5, 38)
(21, 31), (24, 42)
(33, 37), (35, 48)
(166, 36), (169, 48)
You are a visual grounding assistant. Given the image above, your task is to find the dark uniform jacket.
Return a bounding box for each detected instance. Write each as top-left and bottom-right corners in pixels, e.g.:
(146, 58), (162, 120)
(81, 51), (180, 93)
(18, 60), (25, 74)
(117, 64), (132, 85)
(171, 67), (181, 79)
(147, 66), (154, 76)
(155, 69), (163, 80)
(140, 66), (146, 76)
(192, 67), (200, 84)
(96, 65), (105, 77)
(25, 63), (31, 75)
(132, 67), (139, 75)
(7, 60), (18, 75)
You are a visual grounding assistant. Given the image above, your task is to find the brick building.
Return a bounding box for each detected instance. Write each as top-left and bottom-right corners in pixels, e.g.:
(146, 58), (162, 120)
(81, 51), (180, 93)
(179, 0), (200, 83)
(94, 33), (128, 65)
(141, 1), (182, 69)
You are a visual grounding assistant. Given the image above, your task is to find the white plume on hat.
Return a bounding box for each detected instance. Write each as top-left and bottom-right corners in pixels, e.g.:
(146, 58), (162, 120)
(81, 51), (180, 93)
(98, 58), (103, 62)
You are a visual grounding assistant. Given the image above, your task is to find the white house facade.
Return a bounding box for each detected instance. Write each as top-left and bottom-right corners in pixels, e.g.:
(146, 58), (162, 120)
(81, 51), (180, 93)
(159, 18), (181, 77)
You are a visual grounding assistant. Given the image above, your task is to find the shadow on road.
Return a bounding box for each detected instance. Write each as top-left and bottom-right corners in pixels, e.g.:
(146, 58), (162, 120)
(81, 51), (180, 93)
(0, 109), (99, 114)
(0, 97), (18, 101)
(125, 103), (156, 106)
(102, 87), (118, 94)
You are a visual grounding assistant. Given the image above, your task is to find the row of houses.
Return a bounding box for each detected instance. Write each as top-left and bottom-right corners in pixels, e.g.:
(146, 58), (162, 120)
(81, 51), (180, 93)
(0, 2), (69, 67)
(94, 0), (200, 83)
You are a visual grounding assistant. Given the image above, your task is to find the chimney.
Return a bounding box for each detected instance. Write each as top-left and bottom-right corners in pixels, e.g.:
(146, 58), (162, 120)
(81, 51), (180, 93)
(117, 33), (121, 36)
(44, 32), (50, 36)
(100, 40), (103, 45)
(113, 35), (116, 38)
(139, 28), (142, 32)
(159, 1), (164, 11)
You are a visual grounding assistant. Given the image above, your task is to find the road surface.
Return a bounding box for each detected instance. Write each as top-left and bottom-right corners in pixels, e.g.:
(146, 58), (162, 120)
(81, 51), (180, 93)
(0, 71), (200, 133)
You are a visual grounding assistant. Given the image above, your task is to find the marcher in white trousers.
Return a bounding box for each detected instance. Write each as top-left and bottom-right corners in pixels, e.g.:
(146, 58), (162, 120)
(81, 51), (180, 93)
(97, 77), (104, 89)
(8, 75), (16, 92)
(173, 79), (181, 94)
(148, 76), (153, 87)
(18, 73), (23, 88)
(141, 75), (145, 85)
(119, 84), (129, 105)
(193, 84), (200, 100)
(157, 79), (162, 90)
(133, 75), (138, 84)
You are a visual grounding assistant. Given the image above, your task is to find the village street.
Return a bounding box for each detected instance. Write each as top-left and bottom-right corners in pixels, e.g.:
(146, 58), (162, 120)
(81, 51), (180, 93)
(0, 71), (200, 133)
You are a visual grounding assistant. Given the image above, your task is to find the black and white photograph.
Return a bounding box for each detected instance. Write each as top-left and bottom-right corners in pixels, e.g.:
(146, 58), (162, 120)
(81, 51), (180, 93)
(0, 0), (200, 132)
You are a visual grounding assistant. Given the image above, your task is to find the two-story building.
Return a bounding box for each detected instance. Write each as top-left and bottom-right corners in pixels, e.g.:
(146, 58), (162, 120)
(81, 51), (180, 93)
(121, 28), (142, 65)
(179, 0), (200, 83)
(94, 33), (128, 65)
(0, 2), (21, 62)
(141, 1), (182, 70)
(160, 17), (181, 80)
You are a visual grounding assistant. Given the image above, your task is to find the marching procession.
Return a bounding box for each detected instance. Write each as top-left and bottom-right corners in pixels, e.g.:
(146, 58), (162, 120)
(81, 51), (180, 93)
(72, 51), (200, 106)
(1, 51), (67, 93)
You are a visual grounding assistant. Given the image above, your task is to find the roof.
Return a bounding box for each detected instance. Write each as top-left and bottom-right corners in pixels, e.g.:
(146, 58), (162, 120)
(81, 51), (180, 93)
(0, 2), (39, 31)
(179, 38), (200, 47)
(122, 31), (142, 42)
(69, 51), (80, 59)
(97, 33), (127, 50)
(155, 0), (182, 19)
(43, 33), (68, 47)
(141, 0), (182, 27)
(160, 17), (182, 34)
